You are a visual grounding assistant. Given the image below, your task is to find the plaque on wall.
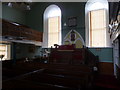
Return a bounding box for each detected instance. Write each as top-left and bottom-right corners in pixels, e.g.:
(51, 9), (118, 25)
(68, 17), (77, 27)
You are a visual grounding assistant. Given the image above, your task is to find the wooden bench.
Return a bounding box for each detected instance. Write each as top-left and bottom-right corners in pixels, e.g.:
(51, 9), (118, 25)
(3, 79), (74, 89)
(3, 66), (94, 89)
(43, 68), (94, 87)
(2, 61), (97, 89)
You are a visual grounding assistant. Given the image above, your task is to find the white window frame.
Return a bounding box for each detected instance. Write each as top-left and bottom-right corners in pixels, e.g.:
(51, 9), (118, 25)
(43, 5), (61, 48)
(85, 0), (111, 47)
(48, 16), (60, 47)
(89, 9), (106, 47)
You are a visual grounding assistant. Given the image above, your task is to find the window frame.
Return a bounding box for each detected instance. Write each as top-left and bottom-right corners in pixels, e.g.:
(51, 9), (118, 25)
(85, 0), (111, 47)
(48, 16), (60, 47)
(43, 5), (61, 48)
(89, 9), (107, 47)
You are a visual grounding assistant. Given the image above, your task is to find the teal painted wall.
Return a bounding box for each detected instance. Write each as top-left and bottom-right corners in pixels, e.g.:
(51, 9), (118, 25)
(25, 2), (113, 63)
(1, 2), (113, 63)
(0, 2), (2, 19)
(89, 48), (113, 62)
(2, 4), (26, 25)
(15, 43), (42, 59)
(60, 2), (85, 43)
(26, 2), (86, 39)
(26, 2), (45, 31)
(2, 2), (85, 39)
(9, 43), (42, 61)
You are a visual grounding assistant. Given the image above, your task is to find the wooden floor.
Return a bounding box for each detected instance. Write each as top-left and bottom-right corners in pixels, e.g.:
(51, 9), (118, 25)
(94, 74), (120, 90)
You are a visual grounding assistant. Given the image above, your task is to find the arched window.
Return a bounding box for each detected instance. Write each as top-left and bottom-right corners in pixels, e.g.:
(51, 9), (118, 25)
(43, 5), (61, 48)
(85, 0), (111, 47)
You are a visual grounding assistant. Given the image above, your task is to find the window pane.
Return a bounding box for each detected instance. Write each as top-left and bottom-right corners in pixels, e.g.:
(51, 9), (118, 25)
(90, 9), (106, 47)
(92, 29), (106, 47)
(48, 16), (60, 47)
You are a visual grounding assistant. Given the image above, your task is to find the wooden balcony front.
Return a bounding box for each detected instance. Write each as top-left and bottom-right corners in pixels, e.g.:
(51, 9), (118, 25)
(2, 19), (43, 42)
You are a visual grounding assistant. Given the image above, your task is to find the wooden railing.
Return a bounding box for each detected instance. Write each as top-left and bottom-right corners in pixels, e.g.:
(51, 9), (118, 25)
(2, 19), (43, 42)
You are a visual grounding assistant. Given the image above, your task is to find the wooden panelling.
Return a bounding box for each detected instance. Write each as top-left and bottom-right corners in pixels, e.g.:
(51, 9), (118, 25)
(2, 19), (43, 42)
(98, 62), (114, 75)
(49, 45), (98, 68)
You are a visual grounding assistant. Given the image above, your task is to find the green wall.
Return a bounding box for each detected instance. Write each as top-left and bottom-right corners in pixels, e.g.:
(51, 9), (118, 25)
(26, 2), (86, 40)
(2, 2), (86, 38)
(0, 2), (2, 19)
(2, 4), (26, 25)
(15, 43), (42, 59)
(1, 2), (113, 63)
(26, 2), (45, 31)
(89, 48), (113, 62)
(8, 43), (42, 62)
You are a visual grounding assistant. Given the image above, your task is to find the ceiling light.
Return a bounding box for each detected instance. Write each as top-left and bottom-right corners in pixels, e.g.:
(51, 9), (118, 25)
(7, 2), (32, 10)
(8, 2), (12, 7)
(26, 5), (31, 10)
(12, 22), (20, 26)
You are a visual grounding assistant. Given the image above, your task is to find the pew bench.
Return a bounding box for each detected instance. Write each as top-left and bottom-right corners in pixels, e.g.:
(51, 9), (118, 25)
(3, 79), (74, 89)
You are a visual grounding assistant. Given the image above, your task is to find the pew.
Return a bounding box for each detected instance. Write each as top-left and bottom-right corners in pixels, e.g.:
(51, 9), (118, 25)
(2, 68), (78, 89)
(2, 61), (96, 88)
(3, 79), (74, 89)
(3, 68), (93, 89)
(2, 45), (98, 89)
(42, 68), (94, 88)
(2, 61), (43, 80)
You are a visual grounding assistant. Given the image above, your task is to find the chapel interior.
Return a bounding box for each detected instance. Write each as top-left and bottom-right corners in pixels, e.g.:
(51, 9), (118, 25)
(0, 0), (120, 89)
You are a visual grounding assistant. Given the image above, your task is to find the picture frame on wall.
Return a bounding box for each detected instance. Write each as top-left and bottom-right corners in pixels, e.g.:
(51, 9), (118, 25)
(68, 17), (77, 27)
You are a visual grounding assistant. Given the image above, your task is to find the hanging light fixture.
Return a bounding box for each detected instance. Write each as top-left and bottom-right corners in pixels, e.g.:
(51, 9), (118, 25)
(26, 5), (31, 10)
(8, 2), (12, 7)
(6, 1), (32, 11)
